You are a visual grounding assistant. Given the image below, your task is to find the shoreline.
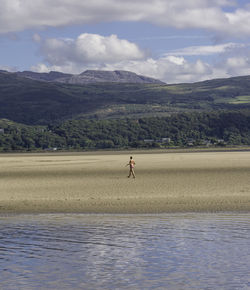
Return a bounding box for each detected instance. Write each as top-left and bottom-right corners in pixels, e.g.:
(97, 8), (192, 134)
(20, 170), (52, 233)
(2, 145), (250, 156)
(1, 151), (250, 214)
(1, 199), (249, 215)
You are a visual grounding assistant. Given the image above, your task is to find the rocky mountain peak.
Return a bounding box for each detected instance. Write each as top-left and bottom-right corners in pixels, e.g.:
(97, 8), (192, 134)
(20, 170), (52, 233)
(15, 69), (165, 85)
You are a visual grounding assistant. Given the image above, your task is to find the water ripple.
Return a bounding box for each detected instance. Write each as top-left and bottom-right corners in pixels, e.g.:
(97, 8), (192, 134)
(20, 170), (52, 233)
(0, 213), (250, 289)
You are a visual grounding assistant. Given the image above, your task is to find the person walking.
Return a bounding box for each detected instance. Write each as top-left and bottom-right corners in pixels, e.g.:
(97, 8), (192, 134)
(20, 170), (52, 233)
(127, 156), (135, 178)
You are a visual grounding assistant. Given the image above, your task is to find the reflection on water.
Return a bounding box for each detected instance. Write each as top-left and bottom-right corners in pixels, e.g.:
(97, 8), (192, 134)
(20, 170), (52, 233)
(0, 213), (250, 290)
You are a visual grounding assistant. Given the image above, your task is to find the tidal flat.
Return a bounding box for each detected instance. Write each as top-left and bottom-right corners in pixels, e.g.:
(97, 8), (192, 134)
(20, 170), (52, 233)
(0, 151), (250, 213)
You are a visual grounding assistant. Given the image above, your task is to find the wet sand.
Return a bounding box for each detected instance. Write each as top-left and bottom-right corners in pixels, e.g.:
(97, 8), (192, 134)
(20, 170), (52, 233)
(0, 151), (250, 213)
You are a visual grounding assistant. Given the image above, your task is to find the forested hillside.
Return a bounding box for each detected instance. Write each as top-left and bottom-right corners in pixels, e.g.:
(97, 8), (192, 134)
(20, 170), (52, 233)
(1, 111), (250, 151)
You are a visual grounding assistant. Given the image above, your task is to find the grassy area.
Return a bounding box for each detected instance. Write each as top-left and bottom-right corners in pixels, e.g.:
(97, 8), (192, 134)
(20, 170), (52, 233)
(229, 95), (250, 104)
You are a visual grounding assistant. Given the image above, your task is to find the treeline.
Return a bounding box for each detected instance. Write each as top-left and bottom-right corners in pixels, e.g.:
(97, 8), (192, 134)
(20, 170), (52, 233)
(1, 110), (250, 151)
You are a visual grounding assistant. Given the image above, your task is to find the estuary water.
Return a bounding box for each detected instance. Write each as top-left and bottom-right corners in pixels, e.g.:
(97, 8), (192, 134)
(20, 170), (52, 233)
(0, 213), (250, 290)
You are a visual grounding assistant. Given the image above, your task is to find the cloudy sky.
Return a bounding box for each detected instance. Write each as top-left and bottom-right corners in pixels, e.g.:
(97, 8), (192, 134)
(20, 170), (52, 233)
(1, 0), (250, 83)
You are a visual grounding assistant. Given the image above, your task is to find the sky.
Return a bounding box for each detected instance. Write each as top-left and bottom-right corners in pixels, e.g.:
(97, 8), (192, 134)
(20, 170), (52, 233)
(1, 0), (250, 83)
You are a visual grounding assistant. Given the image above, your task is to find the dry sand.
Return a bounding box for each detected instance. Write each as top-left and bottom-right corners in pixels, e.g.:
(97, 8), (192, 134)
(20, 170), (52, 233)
(0, 151), (250, 214)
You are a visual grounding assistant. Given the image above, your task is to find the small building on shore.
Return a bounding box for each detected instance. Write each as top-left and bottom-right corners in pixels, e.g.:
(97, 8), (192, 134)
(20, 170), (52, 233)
(144, 137), (171, 144)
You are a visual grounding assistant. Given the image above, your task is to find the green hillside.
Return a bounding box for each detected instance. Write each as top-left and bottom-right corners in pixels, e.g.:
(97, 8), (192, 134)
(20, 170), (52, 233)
(1, 110), (250, 151)
(1, 71), (250, 125)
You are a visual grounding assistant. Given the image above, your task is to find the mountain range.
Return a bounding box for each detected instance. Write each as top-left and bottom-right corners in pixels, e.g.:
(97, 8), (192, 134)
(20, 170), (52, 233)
(1, 69), (250, 125)
(15, 69), (165, 85)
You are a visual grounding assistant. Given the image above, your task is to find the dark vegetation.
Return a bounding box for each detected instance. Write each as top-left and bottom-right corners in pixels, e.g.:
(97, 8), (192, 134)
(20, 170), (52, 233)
(1, 110), (250, 151)
(2, 71), (250, 151)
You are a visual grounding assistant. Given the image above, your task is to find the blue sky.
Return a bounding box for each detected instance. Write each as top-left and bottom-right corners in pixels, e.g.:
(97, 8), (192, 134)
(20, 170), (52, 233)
(1, 0), (250, 83)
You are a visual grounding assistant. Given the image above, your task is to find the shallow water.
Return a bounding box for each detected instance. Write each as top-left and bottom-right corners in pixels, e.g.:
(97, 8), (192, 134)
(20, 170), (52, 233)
(0, 213), (250, 290)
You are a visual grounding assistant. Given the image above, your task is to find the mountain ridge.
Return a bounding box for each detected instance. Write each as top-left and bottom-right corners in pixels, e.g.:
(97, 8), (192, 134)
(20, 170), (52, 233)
(15, 69), (165, 85)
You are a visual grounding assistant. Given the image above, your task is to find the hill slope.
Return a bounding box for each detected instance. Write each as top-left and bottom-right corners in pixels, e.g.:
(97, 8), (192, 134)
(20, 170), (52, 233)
(1, 70), (250, 125)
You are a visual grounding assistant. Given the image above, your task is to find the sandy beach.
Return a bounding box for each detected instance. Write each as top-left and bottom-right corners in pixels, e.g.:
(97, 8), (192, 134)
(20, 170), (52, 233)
(0, 151), (250, 214)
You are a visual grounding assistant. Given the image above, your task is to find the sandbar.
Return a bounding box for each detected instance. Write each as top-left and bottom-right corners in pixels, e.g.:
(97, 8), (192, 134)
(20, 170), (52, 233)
(0, 151), (250, 214)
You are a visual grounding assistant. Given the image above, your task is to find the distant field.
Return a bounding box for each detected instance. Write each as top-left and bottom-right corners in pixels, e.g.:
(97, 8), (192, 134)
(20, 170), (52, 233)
(229, 95), (250, 104)
(213, 95), (250, 105)
(0, 151), (250, 214)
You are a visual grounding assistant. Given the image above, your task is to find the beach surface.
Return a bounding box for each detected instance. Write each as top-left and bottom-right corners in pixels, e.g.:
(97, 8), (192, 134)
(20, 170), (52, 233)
(0, 151), (250, 214)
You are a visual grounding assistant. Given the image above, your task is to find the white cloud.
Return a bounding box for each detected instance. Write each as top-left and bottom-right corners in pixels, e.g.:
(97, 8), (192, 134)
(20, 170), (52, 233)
(225, 8), (250, 36)
(164, 56), (185, 65)
(31, 63), (50, 73)
(164, 43), (245, 56)
(36, 33), (145, 70)
(74, 34), (145, 63)
(101, 57), (213, 84)
(0, 0), (250, 37)
(0, 65), (18, 72)
(223, 56), (250, 75)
